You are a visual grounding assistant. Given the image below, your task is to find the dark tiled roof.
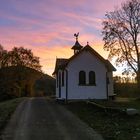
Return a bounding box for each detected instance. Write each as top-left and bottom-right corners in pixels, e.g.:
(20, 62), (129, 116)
(52, 45), (116, 75)
(52, 58), (68, 75)
(105, 60), (116, 71)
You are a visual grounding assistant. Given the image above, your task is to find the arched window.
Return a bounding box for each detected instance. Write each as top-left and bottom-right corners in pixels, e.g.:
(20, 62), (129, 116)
(79, 71), (86, 85)
(89, 71), (96, 85)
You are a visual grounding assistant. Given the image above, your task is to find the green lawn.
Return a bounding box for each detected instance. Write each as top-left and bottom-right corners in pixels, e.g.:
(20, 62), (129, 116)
(65, 100), (140, 140)
(0, 98), (25, 136)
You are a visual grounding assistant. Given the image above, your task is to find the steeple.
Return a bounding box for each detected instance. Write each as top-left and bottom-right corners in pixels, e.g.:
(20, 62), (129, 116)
(71, 32), (83, 54)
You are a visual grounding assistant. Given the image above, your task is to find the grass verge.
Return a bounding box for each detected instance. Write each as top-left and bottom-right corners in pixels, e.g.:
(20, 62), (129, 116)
(65, 101), (140, 140)
(0, 98), (25, 136)
(92, 99), (140, 110)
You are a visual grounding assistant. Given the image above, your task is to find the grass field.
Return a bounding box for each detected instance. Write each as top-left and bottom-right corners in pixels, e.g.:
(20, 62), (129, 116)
(0, 98), (25, 136)
(66, 100), (140, 140)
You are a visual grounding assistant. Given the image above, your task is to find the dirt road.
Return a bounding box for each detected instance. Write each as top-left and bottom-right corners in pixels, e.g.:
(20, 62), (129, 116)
(2, 97), (103, 140)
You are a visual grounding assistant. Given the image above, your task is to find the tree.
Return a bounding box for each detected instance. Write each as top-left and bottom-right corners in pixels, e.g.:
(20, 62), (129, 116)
(113, 76), (122, 83)
(0, 44), (8, 68)
(0, 45), (42, 71)
(6, 47), (42, 71)
(102, 0), (140, 88)
(0, 44), (4, 68)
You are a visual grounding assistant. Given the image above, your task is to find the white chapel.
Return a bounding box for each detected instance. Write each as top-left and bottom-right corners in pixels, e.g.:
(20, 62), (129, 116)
(53, 34), (116, 101)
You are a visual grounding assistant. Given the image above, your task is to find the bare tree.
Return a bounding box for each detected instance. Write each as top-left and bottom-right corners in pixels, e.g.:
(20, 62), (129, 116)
(102, 0), (140, 88)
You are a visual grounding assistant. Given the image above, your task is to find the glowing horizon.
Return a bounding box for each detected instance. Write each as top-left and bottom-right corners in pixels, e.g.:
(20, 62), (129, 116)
(0, 0), (127, 76)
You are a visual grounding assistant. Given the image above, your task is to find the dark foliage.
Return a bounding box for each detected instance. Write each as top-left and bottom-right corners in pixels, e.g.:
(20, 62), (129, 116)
(34, 75), (55, 96)
(114, 83), (139, 98)
(0, 45), (41, 71)
(0, 66), (55, 101)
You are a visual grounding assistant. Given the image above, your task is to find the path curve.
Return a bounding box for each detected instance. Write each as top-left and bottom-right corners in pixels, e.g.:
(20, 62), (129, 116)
(2, 97), (104, 140)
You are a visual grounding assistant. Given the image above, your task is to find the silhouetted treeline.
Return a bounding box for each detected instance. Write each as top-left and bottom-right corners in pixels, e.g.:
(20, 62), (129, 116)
(0, 66), (55, 101)
(113, 76), (137, 84)
(0, 44), (41, 71)
(0, 45), (55, 102)
(114, 83), (139, 98)
(113, 76), (139, 98)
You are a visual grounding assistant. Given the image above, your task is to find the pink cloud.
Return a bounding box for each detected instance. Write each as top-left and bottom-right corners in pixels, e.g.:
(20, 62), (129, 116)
(0, 0), (128, 75)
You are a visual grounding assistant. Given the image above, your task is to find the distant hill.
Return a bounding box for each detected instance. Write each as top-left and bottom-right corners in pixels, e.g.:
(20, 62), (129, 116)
(0, 66), (55, 101)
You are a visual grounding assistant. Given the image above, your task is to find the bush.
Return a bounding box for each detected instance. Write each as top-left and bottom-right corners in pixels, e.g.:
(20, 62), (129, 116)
(0, 92), (17, 102)
(114, 83), (139, 98)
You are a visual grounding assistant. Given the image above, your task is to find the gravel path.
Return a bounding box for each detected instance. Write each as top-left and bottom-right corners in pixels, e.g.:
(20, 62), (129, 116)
(2, 97), (104, 140)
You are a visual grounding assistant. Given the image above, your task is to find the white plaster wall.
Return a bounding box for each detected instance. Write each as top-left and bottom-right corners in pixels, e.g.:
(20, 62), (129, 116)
(56, 70), (66, 99)
(61, 71), (66, 99)
(66, 51), (108, 99)
(107, 72), (114, 96)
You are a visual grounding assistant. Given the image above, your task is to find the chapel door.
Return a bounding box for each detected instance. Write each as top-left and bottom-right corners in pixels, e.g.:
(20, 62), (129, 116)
(58, 72), (61, 98)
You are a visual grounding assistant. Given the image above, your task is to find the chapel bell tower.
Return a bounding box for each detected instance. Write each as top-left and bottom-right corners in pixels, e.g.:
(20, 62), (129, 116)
(71, 32), (83, 54)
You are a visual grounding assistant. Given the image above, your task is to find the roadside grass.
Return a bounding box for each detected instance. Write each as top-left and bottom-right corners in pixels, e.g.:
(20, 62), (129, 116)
(65, 100), (140, 140)
(0, 98), (25, 136)
(93, 99), (140, 110)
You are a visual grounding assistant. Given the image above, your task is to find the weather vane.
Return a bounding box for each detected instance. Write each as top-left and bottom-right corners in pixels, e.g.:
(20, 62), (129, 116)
(74, 32), (79, 41)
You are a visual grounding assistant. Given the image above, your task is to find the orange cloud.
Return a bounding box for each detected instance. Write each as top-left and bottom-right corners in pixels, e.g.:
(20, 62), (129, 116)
(0, 0), (127, 75)
(31, 37), (108, 75)
(32, 45), (73, 74)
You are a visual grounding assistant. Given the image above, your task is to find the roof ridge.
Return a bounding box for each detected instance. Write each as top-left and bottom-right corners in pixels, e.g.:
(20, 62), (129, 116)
(53, 45), (116, 75)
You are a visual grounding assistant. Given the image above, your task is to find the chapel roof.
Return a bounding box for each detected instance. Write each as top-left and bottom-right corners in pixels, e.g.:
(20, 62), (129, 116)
(52, 44), (116, 75)
(71, 40), (83, 50)
(52, 58), (68, 75)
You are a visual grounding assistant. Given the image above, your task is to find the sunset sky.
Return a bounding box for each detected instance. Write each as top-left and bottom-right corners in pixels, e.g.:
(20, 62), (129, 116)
(0, 0), (127, 75)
